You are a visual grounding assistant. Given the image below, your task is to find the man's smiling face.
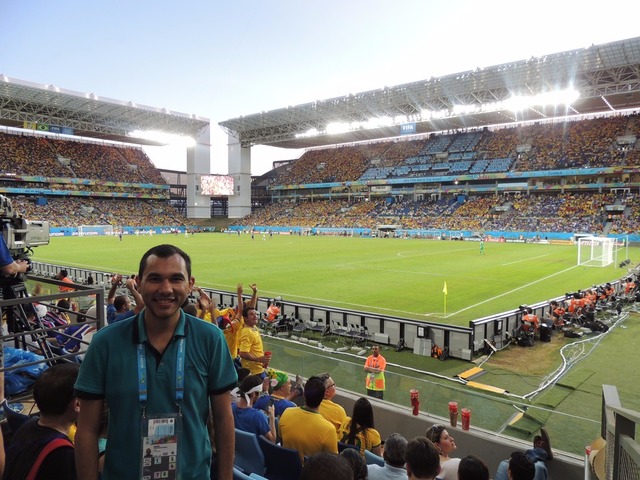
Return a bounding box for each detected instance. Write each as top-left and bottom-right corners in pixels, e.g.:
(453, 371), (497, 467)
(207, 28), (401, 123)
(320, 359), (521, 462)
(138, 253), (194, 323)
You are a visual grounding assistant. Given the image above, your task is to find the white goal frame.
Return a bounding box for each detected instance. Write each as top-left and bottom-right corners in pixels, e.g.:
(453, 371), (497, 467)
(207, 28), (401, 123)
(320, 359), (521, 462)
(78, 224), (114, 236)
(577, 236), (615, 267)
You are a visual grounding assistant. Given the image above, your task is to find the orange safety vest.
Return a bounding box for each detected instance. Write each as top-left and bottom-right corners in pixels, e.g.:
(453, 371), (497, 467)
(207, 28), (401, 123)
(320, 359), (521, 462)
(364, 355), (386, 391)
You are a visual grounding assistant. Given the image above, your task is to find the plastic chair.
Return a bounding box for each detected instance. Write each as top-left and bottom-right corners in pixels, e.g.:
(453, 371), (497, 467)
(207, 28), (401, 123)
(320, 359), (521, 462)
(364, 449), (384, 466)
(357, 326), (373, 347)
(258, 435), (303, 480)
(329, 320), (348, 343)
(233, 467), (269, 480)
(306, 319), (327, 338)
(1, 399), (32, 434)
(291, 319), (307, 338)
(345, 323), (361, 346)
(234, 428), (266, 476)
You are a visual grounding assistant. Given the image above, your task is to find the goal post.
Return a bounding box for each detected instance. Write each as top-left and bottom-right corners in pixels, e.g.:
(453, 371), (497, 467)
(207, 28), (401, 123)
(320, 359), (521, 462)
(577, 236), (615, 267)
(78, 225), (114, 236)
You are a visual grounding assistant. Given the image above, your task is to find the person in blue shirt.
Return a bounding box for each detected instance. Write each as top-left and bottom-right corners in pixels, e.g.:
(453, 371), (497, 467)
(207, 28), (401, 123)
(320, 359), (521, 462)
(254, 371), (298, 417)
(232, 374), (276, 442)
(105, 274), (144, 325)
(0, 235), (29, 278)
(494, 429), (552, 480)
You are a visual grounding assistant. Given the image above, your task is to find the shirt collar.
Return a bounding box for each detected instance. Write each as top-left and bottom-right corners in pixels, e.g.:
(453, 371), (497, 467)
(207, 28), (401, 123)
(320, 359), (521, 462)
(134, 309), (187, 344)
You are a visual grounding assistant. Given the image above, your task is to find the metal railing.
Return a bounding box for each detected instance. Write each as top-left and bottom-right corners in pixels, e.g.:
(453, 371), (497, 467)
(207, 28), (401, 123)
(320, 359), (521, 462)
(28, 261), (636, 361)
(599, 385), (640, 480)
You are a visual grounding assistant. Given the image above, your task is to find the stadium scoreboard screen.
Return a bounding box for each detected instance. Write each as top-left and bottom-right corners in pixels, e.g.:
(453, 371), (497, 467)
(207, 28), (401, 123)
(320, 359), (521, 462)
(199, 175), (234, 196)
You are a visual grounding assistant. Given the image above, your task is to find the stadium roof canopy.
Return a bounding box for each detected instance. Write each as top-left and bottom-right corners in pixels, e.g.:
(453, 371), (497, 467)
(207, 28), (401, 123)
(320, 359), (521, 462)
(0, 75), (210, 146)
(219, 36), (640, 149)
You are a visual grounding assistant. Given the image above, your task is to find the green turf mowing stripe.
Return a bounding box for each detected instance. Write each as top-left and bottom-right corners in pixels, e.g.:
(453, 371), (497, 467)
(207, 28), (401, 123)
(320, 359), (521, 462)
(534, 385), (574, 409)
(556, 370), (595, 390)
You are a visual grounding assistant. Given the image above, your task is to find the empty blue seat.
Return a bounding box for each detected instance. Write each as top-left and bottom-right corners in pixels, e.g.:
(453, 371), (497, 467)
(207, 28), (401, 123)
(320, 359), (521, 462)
(258, 435), (303, 480)
(235, 428), (266, 476)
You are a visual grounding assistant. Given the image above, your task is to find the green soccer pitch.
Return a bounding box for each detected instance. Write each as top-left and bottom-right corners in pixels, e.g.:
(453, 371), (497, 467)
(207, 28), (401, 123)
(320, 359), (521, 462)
(32, 233), (638, 325)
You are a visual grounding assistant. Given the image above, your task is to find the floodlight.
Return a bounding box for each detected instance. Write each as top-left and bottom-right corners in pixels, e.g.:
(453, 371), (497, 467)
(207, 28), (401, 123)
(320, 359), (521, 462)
(505, 89), (579, 113)
(364, 116), (393, 129)
(129, 130), (195, 146)
(295, 128), (319, 139)
(326, 122), (350, 135)
(452, 104), (477, 115)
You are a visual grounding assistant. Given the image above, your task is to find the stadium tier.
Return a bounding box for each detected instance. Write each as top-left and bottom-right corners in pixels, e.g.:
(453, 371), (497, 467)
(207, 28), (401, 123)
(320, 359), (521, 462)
(235, 113), (640, 239)
(0, 130), (192, 228)
(1, 112), (640, 236)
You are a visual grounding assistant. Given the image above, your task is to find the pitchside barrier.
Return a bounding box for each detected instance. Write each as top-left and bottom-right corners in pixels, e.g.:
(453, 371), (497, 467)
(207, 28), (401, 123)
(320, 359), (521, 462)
(27, 262), (631, 360)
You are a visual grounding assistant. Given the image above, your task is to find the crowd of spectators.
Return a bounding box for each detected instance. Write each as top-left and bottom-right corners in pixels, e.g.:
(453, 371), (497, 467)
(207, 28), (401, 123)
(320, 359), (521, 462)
(271, 113), (640, 187)
(520, 116), (628, 171)
(0, 131), (165, 184)
(3, 112), (640, 234)
(609, 192), (640, 234)
(11, 196), (186, 228)
(484, 192), (613, 234)
(0, 130), (188, 227)
(234, 190), (633, 235)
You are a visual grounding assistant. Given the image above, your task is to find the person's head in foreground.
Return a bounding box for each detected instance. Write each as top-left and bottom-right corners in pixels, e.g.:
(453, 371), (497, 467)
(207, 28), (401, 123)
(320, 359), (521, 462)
(301, 452), (353, 480)
(457, 455), (489, 480)
(507, 452), (535, 480)
(404, 437), (440, 480)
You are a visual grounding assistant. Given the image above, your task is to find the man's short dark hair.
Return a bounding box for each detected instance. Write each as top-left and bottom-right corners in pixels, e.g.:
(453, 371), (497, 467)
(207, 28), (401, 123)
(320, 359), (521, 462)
(458, 455), (489, 480)
(405, 437), (440, 479)
(242, 305), (256, 319)
(237, 368), (251, 384)
(114, 295), (129, 312)
(34, 363), (80, 415)
(303, 376), (326, 408)
(383, 433), (408, 467)
(59, 269), (68, 277)
(508, 452), (535, 480)
(301, 453), (352, 480)
(138, 244), (191, 278)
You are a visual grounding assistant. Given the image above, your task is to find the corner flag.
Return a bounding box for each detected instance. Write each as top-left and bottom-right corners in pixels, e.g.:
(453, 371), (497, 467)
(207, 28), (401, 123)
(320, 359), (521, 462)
(443, 281), (448, 316)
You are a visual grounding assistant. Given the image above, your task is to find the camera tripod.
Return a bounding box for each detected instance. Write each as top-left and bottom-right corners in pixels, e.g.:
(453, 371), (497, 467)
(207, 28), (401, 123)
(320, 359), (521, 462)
(1, 281), (55, 363)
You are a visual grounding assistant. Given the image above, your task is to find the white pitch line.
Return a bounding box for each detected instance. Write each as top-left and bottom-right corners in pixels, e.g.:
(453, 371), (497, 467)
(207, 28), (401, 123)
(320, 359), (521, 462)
(446, 264), (579, 318)
(396, 246), (478, 258)
(502, 253), (551, 266)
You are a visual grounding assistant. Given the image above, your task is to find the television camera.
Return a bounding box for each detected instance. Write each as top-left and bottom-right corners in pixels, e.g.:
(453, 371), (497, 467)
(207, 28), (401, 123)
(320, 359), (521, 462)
(0, 194), (50, 284)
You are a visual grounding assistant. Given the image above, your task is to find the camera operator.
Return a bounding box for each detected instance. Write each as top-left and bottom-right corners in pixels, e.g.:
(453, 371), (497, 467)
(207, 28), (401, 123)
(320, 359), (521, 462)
(0, 235), (29, 277)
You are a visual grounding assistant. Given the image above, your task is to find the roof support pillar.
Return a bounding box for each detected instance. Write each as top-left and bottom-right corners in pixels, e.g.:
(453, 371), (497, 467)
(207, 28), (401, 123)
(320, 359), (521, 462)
(227, 134), (252, 218)
(186, 124), (211, 219)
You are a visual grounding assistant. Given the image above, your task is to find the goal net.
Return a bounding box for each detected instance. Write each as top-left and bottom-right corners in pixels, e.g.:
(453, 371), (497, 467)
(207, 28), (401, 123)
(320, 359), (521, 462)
(577, 236), (615, 267)
(78, 225), (114, 236)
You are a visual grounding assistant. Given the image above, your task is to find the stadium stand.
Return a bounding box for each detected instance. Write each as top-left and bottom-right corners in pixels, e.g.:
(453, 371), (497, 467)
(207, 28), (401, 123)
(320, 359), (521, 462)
(0, 130), (190, 228)
(232, 112), (640, 237)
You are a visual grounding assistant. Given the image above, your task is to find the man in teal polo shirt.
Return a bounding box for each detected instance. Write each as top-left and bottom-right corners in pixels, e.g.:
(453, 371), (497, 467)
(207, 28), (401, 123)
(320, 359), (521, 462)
(74, 244), (237, 480)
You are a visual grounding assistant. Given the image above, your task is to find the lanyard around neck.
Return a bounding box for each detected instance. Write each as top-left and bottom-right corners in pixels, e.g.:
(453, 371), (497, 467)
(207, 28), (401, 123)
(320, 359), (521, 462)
(137, 337), (186, 409)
